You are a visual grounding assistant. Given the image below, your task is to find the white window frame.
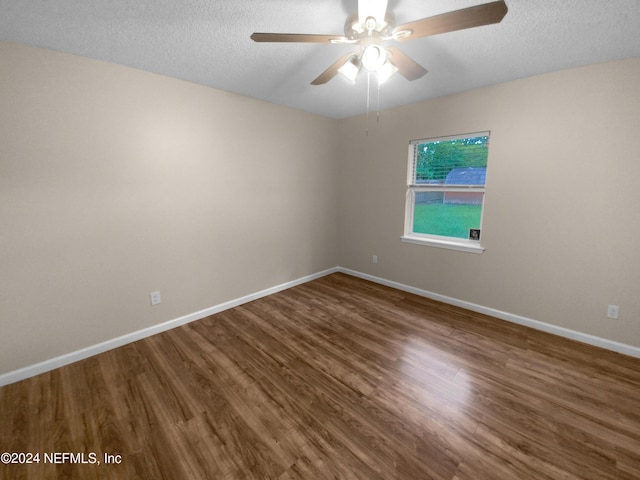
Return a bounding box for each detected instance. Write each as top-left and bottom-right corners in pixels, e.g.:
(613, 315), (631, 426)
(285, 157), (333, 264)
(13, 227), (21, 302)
(401, 132), (489, 254)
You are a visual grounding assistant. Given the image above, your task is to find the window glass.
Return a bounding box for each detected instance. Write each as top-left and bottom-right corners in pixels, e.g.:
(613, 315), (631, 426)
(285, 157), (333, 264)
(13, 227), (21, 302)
(405, 132), (489, 248)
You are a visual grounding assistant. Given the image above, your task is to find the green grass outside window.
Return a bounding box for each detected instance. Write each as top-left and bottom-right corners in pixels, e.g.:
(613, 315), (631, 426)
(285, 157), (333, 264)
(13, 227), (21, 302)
(413, 204), (482, 239)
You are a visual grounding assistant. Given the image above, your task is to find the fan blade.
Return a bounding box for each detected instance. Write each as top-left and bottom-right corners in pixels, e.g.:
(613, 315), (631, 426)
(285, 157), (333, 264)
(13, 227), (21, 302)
(251, 33), (348, 44)
(311, 53), (356, 85)
(395, 0), (508, 40)
(386, 47), (427, 81)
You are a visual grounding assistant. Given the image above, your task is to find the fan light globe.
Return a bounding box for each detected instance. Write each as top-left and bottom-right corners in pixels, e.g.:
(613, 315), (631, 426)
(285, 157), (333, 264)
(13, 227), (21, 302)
(377, 61), (398, 84)
(338, 57), (360, 83)
(362, 45), (386, 71)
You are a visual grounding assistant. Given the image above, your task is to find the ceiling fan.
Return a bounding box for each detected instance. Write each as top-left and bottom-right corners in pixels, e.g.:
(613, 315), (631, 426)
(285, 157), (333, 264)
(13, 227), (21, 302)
(251, 0), (508, 86)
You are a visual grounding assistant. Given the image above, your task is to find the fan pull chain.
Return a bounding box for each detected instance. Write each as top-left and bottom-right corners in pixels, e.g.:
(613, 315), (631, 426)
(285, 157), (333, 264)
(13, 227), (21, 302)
(365, 72), (384, 135)
(366, 72), (371, 137)
(376, 74), (381, 123)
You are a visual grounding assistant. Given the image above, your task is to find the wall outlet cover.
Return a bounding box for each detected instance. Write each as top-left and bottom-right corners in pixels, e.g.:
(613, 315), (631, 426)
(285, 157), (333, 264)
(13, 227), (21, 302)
(150, 291), (162, 306)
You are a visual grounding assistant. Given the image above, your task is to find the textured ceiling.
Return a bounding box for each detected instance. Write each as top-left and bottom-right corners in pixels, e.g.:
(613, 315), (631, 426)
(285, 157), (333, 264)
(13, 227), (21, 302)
(1, 0), (640, 119)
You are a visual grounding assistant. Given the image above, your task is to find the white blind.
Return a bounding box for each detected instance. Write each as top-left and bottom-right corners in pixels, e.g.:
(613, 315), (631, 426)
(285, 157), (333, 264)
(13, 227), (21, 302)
(408, 131), (490, 187)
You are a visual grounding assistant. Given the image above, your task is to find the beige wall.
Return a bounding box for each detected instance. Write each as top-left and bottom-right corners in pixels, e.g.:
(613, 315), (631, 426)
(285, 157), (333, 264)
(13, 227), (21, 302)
(0, 42), (339, 375)
(2, 40), (639, 378)
(337, 57), (640, 348)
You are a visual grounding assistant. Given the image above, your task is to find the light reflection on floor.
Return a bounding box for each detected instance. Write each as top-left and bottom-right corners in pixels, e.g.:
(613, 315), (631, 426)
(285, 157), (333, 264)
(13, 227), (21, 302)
(398, 335), (472, 421)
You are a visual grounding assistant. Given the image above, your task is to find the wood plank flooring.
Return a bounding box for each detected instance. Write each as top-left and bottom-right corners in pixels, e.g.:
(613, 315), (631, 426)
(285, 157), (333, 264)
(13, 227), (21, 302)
(1, 272), (640, 479)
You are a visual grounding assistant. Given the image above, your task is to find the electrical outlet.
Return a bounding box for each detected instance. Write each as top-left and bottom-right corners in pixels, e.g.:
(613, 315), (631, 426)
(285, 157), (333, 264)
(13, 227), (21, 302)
(150, 291), (162, 306)
(372, 255), (378, 264)
(607, 305), (619, 319)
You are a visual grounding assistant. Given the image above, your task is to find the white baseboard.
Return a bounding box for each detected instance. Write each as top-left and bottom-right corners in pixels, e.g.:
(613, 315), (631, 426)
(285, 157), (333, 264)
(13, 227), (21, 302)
(0, 267), (339, 387)
(3, 265), (638, 387)
(337, 267), (640, 359)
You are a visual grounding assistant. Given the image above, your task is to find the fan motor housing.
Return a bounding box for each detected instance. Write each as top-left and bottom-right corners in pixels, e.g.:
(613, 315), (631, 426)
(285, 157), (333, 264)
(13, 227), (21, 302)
(344, 12), (396, 40)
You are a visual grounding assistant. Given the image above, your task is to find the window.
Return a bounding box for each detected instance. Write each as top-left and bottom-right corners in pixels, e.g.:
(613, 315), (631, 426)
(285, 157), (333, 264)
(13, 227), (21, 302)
(402, 132), (490, 253)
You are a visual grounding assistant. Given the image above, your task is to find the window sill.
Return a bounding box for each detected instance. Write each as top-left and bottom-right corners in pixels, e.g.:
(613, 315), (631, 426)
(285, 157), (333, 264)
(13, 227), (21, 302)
(400, 235), (485, 254)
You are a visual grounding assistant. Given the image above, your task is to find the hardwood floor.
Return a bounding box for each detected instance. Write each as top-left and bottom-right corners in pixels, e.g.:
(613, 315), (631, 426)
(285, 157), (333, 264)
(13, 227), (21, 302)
(1, 272), (640, 479)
